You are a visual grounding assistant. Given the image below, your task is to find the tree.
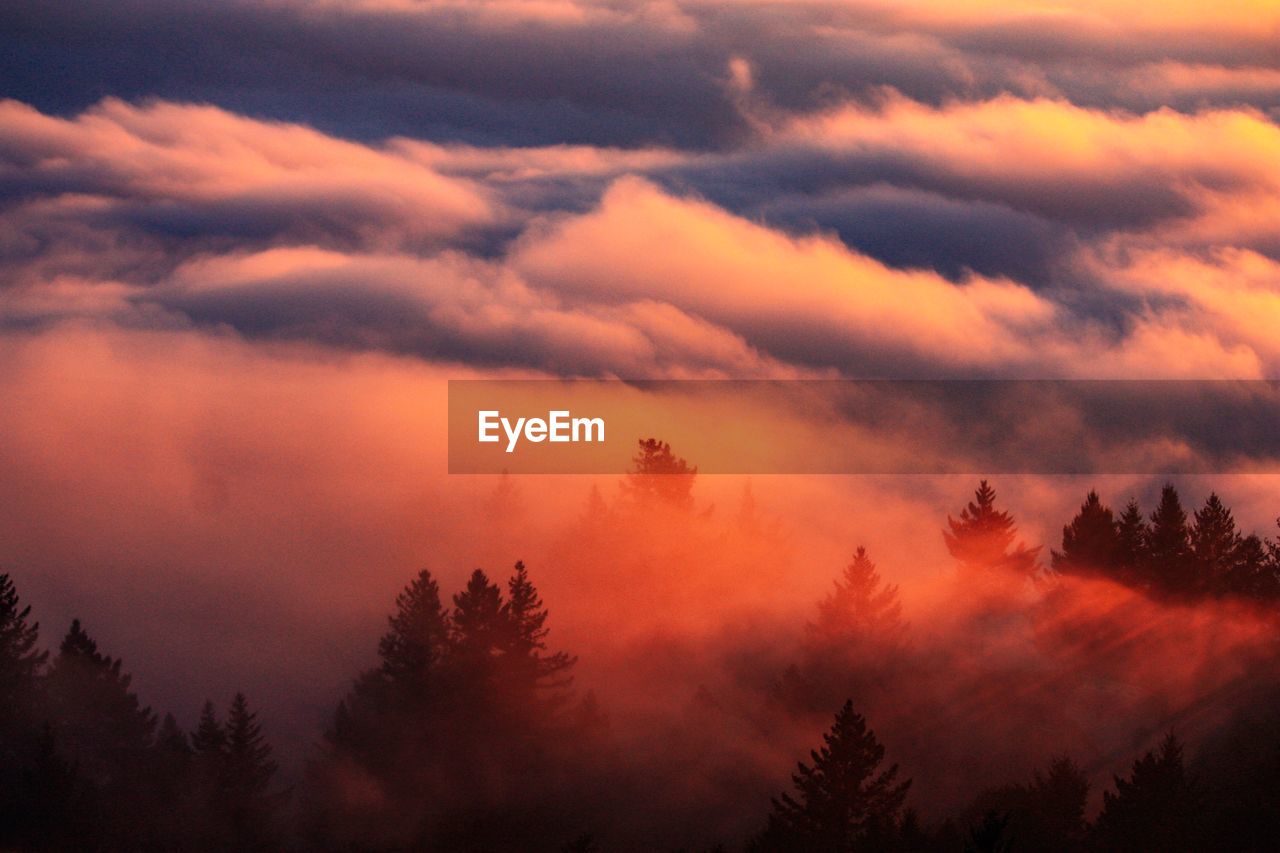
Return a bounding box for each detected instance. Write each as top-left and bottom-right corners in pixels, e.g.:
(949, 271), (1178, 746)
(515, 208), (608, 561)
(192, 699), (228, 806)
(1027, 756), (1089, 849)
(1190, 493), (1242, 595)
(1052, 491), (1119, 577)
(1146, 485), (1193, 595)
(0, 571), (45, 714)
(222, 692), (281, 847)
(943, 481), (1040, 577)
(809, 547), (906, 648)
(452, 569), (507, 669)
(504, 561), (576, 699)
(43, 619), (159, 846)
(623, 438), (696, 509)
(378, 569), (449, 701)
(1114, 499), (1150, 584)
(1093, 733), (1202, 852)
(758, 699), (911, 851)
(193, 700), (227, 758)
(967, 757), (1088, 853)
(45, 619), (157, 785)
(0, 571), (47, 838)
(1227, 534), (1274, 598)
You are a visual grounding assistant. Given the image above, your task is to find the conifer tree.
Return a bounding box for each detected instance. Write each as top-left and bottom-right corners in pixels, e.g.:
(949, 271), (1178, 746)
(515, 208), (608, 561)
(581, 484), (609, 527)
(192, 699), (228, 800)
(0, 572), (45, 713)
(1191, 493), (1241, 594)
(223, 692), (280, 841)
(504, 561), (576, 696)
(0, 573), (52, 845)
(809, 547), (905, 647)
(42, 620), (159, 845)
(45, 619), (157, 784)
(943, 481), (1040, 577)
(1028, 756), (1089, 848)
(1114, 499), (1150, 583)
(1052, 491), (1119, 576)
(623, 438), (697, 509)
(759, 699), (911, 851)
(186, 693), (283, 850)
(193, 700), (227, 760)
(1227, 533), (1272, 598)
(378, 569), (448, 701)
(1147, 485), (1193, 595)
(1093, 733), (1202, 852)
(452, 569), (507, 662)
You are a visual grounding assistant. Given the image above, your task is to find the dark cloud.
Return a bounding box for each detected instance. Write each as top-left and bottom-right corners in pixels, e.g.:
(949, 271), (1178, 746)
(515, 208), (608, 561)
(4, 0), (1276, 152)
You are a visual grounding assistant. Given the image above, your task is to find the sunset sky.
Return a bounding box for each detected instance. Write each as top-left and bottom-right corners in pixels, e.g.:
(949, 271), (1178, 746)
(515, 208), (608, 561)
(3, 0), (1280, 825)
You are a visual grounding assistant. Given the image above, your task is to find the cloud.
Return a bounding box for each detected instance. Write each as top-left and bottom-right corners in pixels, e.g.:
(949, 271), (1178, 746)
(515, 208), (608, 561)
(4, 93), (1278, 379)
(513, 176), (1067, 374)
(4, 0), (1277, 151)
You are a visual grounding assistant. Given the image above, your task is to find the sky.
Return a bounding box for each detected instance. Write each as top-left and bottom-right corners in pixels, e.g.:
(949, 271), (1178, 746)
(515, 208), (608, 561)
(2, 0), (1280, 829)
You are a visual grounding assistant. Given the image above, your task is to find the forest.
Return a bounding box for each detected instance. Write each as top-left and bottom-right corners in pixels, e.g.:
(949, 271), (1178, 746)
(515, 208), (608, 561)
(3, 440), (1280, 851)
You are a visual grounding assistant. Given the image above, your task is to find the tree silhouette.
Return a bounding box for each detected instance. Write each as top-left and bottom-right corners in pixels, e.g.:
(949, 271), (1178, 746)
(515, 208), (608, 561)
(944, 481), (1040, 577)
(1145, 484), (1193, 595)
(623, 438), (697, 509)
(45, 619), (157, 784)
(222, 692), (281, 848)
(965, 809), (1012, 853)
(809, 547), (906, 649)
(43, 619), (159, 845)
(1228, 533), (1273, 598)
(1114, 499), (1150, 586)
(193, 700), (227, 758)
(966, 756), (1088, 853)
(505, 561), (576, 700)
(1093, 733), (1202, 852)
(378, 568), (449, 702)
(1052, 491), (1119, 577)
(0, 572), (50, 845)
(758, 699), (910, 851)
(0, 572), (45, 715)
(452, 569), (507, 675)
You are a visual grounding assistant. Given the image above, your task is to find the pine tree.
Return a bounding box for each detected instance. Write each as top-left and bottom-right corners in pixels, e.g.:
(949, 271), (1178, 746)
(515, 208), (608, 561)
(1052, 491), (1119, 577)
(1147, 485), (1193, 595)
(581, 484), (609, 528)
(223, 693), (281, 849)
(622, 438), (696, 510)
(0, 572), (45, 712)
(1030, 757), (1089, 844)
(1, 573), (53, 847)
(1227, 534), (1273, 598)
(809, 547), (905, 647)
(378, 569), (448, 701)
(192, 699), (228, 797)
(1190, 493), (1241, 594)
(45, 619), (157, 785)
(943, 481), (1040, 577)
(0, 571), (47, 827)
(1093, 733), (1202, 852)
(42, 620), (159, 846)
(193, 700), (227, 758)
(964, 756), (1087, 853)
(504, 561), (576, 696)
(760, 699), (911, 851)
(1114, 499), (1150, 584)
(452, 569), (507, 662)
